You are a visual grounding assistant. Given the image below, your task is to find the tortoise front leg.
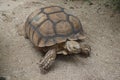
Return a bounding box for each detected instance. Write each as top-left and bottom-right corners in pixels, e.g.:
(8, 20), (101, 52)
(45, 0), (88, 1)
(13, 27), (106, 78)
(39, 48), (56, 73)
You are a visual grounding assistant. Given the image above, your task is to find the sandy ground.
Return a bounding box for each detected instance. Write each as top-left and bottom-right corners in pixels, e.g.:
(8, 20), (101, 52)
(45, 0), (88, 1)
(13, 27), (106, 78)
(0, 0), (120, 80)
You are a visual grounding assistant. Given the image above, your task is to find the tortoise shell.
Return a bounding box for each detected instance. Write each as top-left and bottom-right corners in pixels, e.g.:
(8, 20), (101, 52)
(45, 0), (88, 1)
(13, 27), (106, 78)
(25, 6), (85, 47)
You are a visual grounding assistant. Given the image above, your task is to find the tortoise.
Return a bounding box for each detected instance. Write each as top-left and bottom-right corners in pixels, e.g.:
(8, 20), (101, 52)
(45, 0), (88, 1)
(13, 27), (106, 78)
(24, 6), (91, 73)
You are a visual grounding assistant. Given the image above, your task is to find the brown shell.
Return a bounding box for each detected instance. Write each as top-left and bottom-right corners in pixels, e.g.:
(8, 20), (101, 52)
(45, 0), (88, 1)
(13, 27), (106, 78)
(25, 6), (85, 47)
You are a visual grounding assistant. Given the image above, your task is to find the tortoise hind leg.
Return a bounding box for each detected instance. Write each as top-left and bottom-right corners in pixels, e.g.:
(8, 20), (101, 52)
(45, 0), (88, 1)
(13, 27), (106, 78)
(39, 48), (56, 73)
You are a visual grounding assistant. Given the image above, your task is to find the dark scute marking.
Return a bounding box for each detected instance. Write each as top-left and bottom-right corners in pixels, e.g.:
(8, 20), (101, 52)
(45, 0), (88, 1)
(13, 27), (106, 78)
(31, 13), (47, 29)
(61, 11), (75, 34)
(32, 14), (47, 42)
(49, 12), (67, 23)
(32, 19), (48, 45)
(38, 20), (55, 38)
(28, 11), (42, 40)
(49, 19), (57, 35)
(28, 22), (44, 45)
(69, 14), (84, 34)
(56, 21), (72, 36)
(67, 14), (74, 33)
(28, 9), (43, 25)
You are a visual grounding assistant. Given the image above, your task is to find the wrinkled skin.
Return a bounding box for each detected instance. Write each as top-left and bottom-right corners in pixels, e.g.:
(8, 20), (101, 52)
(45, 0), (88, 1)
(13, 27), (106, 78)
(39, 40), (91, 73)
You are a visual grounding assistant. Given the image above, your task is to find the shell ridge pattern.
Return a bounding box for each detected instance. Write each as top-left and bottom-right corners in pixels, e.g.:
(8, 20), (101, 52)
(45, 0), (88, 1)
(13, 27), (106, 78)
(37, 6), (65, 45)
(29, 23), (43, 37)
(48, 17), (57, 34)
(36, 19), (49, 45)
(28, 8), (47, 45)
(27, 6), (83, 46)
(32, 19), (48, 42)
(65, 13), (75, 34)
(25, 10), (41, 38)
(27, 10), (42, 40)
(68, 14), (75, 34)
(68, 14), (83, 34)
(47, 19), (56, 45)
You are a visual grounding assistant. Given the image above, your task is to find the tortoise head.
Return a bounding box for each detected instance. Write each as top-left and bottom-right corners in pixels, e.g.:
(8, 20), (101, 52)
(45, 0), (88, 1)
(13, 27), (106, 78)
(65, 40), (81, 54)
(65, 40), (91, 55)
